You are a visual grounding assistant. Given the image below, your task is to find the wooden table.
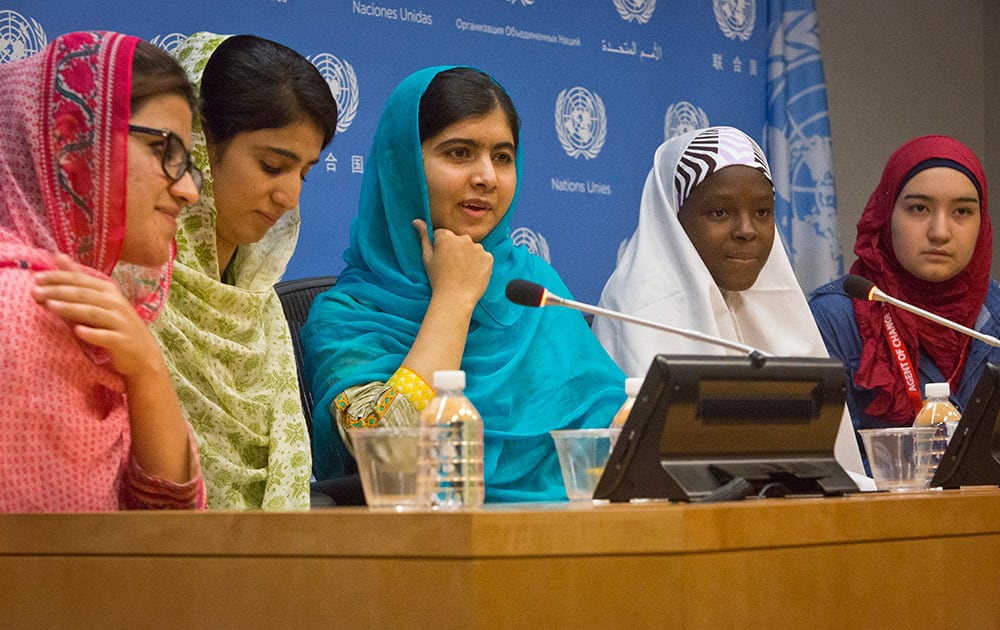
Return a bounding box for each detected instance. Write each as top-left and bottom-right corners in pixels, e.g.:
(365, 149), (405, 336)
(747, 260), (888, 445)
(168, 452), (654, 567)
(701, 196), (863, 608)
(3, 488), (1000, 629)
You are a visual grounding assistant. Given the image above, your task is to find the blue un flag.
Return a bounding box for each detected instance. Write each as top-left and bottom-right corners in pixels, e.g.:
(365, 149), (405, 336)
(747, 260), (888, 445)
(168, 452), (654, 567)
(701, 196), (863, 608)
(765, 0), (844, 293)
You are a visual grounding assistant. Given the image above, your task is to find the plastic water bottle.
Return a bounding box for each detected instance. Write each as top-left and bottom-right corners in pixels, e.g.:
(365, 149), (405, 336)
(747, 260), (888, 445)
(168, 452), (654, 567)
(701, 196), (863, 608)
(611, 377), (643, 427)
(914, 382), (962, 428)
(913, 382), (961, 486)
(417, 370), (485, 509)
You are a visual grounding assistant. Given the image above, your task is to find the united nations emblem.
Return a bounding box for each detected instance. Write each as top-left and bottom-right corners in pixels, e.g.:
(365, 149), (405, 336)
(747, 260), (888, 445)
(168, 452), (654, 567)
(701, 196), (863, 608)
(612, 0), (656, 24)
(508, 0), (535, 5)
(663, 101), (710, 140)
(713, 0), (755, 42)
(308, 53), (358, 134)
(149, 33), (188, 53)
(511, 227), (551, 263)
(0, 10), (46, 64)
(554, 86), (606, 160)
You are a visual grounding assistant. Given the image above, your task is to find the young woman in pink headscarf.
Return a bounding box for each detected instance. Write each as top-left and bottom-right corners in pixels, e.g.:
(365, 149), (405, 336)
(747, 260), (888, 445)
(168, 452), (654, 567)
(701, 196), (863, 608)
(0, 32), (205, 511)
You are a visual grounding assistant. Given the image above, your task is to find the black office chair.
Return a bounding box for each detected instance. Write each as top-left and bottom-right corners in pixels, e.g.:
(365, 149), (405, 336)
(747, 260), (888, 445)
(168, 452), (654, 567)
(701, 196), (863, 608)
(275, 275), (337, 437)
(275, 276), (365, 506)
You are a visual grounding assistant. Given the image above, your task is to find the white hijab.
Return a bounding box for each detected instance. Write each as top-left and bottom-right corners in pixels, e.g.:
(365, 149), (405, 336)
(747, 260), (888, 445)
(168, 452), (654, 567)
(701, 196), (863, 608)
(594, 126), (866, 478)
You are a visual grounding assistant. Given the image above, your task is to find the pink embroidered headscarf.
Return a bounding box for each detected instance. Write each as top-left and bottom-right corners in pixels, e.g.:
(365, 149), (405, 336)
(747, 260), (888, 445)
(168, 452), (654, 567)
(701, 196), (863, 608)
(0, 32), (202, 512)
(0, 30), (172, 321)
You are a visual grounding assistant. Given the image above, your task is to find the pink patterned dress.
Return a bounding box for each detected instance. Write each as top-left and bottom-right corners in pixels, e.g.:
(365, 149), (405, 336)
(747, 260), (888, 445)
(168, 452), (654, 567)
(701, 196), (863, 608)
(0, 31), (204, 511)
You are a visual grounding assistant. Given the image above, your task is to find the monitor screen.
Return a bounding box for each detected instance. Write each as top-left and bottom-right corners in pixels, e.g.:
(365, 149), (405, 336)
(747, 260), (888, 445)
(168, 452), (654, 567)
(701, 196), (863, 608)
(930, 362), (1000, 489)
(594, 354), (858, 502)
(658, 372), (834, 458)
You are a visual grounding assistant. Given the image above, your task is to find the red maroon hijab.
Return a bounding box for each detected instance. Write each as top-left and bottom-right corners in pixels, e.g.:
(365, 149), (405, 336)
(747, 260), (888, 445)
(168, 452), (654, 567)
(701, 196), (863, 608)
(850, 135), (990, 424)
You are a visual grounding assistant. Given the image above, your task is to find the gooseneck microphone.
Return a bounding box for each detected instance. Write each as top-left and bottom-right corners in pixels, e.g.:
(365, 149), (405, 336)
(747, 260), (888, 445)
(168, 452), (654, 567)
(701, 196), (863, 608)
(843, 274), (1000, 348)
(505, 279), (770, 367)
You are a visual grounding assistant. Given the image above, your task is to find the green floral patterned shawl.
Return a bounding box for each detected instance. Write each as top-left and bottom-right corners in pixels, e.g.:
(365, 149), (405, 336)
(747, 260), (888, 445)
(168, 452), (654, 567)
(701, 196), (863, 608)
(151, 32), (311, 510)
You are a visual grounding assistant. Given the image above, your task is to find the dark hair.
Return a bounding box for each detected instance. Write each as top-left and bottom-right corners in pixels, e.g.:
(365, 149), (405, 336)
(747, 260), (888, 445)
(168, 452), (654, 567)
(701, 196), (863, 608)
(130, 40), (196, 112)
(418, 68), (520, 148)
(199, 35), (338, 150)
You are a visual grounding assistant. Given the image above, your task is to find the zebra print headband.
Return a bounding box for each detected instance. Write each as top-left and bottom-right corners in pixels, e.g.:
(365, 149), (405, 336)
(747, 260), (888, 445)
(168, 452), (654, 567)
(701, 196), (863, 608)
(672, 126), (772, 213)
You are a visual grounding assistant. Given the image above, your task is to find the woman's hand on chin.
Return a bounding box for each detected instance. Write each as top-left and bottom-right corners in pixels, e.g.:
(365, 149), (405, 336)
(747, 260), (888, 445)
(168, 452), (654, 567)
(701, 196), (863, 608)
(413, 219), (492, 309)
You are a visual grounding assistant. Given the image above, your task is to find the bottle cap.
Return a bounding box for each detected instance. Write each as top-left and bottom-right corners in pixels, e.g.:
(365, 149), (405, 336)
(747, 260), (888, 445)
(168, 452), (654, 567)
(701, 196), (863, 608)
(925, 382), (950, 399)
(432, 370), (465, 390)
(625, 377), (643, 396)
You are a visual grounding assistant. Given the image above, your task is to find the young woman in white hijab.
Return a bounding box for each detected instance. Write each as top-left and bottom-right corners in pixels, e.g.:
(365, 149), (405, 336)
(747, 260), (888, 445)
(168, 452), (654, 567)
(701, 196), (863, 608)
(594, 126), (867, 479)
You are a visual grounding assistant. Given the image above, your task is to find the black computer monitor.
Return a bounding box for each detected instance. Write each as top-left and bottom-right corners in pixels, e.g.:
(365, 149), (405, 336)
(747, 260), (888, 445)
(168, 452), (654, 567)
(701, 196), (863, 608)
(593, 354), (859, 502)
(930, 362), (1000, 488)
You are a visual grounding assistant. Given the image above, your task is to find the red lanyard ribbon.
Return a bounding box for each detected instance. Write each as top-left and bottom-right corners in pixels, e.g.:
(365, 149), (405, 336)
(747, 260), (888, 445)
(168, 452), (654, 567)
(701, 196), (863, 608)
(881, 306), (924, 414)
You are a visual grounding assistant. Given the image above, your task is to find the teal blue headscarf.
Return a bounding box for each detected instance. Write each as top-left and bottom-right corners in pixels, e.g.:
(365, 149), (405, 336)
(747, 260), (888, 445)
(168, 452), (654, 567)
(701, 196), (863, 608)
(303, 66), (625, 502)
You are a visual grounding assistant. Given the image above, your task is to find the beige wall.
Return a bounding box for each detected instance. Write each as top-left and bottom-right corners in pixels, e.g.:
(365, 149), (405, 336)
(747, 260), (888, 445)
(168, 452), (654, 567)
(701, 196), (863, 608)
(815, 0), (999, 275)
(987, 1), (1000, 224)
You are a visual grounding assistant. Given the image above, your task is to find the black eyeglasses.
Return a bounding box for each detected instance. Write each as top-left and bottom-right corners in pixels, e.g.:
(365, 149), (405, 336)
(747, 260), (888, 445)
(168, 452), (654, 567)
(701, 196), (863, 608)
(128, 125), (203, 192)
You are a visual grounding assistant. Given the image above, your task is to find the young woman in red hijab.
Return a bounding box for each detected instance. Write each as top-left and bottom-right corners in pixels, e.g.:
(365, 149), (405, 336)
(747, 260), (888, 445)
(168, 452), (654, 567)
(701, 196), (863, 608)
(810, 135), (993, 438)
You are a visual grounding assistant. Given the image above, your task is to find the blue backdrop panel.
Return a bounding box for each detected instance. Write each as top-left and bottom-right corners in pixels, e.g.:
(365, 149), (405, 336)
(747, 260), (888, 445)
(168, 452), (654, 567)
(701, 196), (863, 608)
(2, 0), (838, 304)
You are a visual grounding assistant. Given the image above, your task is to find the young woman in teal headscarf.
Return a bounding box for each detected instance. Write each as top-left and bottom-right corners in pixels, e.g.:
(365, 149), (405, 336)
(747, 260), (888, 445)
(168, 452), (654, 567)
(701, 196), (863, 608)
(302, 66), (625, 502)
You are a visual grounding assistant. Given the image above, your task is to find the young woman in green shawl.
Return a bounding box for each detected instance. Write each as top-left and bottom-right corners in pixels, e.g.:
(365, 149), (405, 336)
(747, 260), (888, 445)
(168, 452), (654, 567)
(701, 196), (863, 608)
(152, 33), (338, 509)
(302, 67), (625, 502)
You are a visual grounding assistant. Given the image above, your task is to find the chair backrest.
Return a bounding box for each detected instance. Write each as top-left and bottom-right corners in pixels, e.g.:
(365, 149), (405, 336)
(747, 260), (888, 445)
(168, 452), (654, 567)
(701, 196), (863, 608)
(274, 276), (338, 440)
(275, 275), (367, 506)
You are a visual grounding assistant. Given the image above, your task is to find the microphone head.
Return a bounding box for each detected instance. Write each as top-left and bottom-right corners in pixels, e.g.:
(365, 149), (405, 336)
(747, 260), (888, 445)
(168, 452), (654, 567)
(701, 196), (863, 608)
(506, 279), (546, 307)
(843, 274), (877, 301)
